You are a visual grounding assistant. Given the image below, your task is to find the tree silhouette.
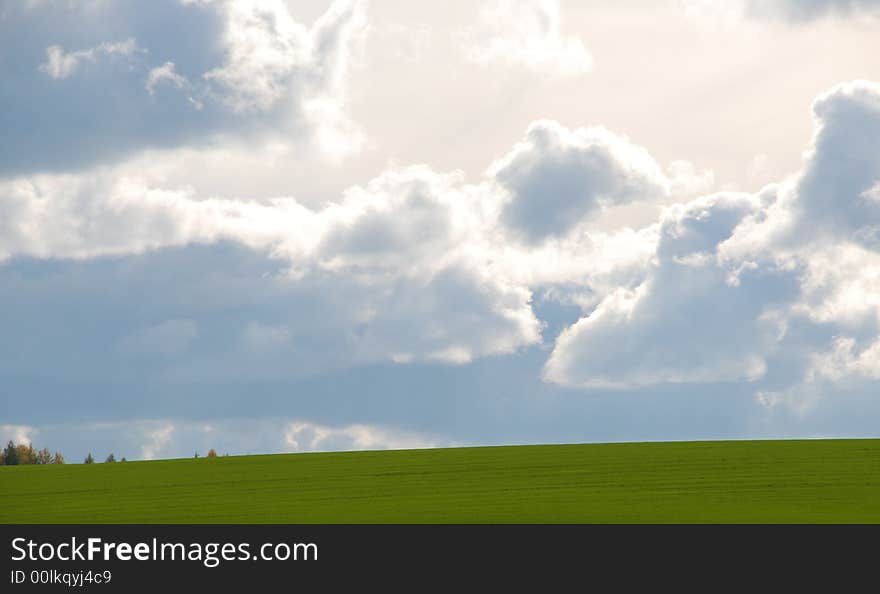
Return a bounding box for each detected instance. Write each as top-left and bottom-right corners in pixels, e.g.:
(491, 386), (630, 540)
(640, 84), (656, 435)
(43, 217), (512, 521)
(3, 441), (18, 466)
(15, 444), (34, 464)
(35, 448), (52, 465)
(105, 453), (116, 463)
(1, 441), (66, 465)
(84, 453), (94, 464)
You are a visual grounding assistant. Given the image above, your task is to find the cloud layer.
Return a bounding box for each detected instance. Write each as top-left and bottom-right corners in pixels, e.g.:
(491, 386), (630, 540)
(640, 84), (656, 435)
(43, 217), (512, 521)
(3, 1), (880, 459)
(0, 0), (365, 175)
(3, 78), (880, 410)
(547, 80), (880, 408)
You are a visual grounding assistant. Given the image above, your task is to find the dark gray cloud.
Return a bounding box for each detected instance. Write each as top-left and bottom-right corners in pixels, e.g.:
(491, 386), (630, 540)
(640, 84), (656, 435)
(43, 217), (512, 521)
(0, 228), (537, 384)
(0, 0), (363, 176)
(0, 0), (223, 174)
(745, 0), (880, 21)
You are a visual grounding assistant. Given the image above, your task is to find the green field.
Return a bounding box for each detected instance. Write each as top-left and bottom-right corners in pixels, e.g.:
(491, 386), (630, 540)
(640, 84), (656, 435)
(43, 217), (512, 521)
(2, 439), (880, 523)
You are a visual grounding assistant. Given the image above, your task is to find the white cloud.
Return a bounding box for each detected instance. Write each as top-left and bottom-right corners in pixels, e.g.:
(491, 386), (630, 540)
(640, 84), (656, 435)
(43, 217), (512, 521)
(4, 72), (880, 402)
(9, 118), (664, 368)
(0, 424), (37, 445)
(146, 62), (204, 109)
(465, 0), (592, 76)
(3, 418), (448, 462)
(145, 61), (187, 94)
(284, 420), (438, 452)
(203, 0), (314, 111)
(750, 80), (880, 304)
(545, 79), (880, 399)
(301, 0), (368, 158)
(141, 423), (175, 460)
(0, 159), (544, 368)
(793, 243), (880, 328)
(298, 166), (542, 365)
(544, 192), (789, 388)
(0, 172), (317, 261)
(203, 0), (367, 157)
(809, 336), (880, 383)
(176, 0), (369, 156)
(39, 38), (140, 79)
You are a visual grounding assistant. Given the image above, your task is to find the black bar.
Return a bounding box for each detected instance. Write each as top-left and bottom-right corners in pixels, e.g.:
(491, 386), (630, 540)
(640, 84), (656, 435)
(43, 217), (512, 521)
(0, 524), (873, 590)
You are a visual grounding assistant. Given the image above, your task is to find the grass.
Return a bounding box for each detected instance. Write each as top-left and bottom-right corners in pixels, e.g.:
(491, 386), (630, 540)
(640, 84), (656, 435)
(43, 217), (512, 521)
(2, 439), (880, 523)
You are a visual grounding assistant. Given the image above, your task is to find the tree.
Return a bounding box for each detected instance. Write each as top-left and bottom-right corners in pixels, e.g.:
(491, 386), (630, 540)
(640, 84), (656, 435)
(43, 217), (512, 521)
(4, 441), (19, 466)
(15, 444), (34, 465)
(120, 457), (127, 462)
(194, 452), (200, 458)
(84, 453), (94, 464)
(105, 453), (116, 463)
(1, 441), (66, 465)
(35, 448), (52, 465)
(206, 448), (218, 458)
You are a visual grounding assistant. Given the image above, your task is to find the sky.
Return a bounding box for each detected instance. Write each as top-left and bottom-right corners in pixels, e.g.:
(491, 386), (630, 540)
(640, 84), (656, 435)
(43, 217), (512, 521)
(1, 0), (880, 462)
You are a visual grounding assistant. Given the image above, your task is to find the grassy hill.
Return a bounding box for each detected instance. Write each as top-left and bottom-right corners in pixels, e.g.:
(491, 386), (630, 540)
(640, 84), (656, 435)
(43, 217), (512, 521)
(2, 439), (880, 523)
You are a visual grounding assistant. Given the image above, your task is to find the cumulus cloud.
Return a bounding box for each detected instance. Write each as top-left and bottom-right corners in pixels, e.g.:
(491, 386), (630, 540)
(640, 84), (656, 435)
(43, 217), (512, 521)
(489, 120), (669, 244)
(146, 62), (188, 94)
(546, 80), (880, 402)
(202, 0), (367, 156)
(544, 192), (796, 388)
(721, 82), (880, 260)
(0, 159), (547, 369)
(9, 38), (880, 416)
(141, 423), (175, 460)
(204, 0), (364, 112)
(39, 38), (140, 79)
(808, 336), (880, 383)
(0, 424), (37, 445)
(0, 172), (310, 261)
(0, 112), (681, 371)
(2, 0), (366, 175)
(12, 79), (878, 388)
(465, 0), (592, 76)
(285, 420), (438, 452)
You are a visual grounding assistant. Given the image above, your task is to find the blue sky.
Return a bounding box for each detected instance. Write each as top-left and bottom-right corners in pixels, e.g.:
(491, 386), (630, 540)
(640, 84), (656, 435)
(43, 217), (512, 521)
(2, 0), (880, 461)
